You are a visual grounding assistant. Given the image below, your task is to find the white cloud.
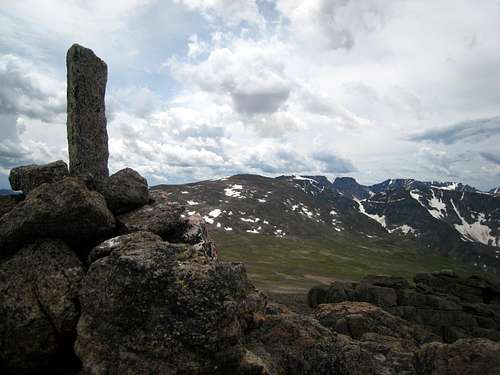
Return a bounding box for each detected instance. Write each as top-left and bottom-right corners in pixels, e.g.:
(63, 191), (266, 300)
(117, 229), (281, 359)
(1, 0), (500, 190)
(174, 0), (263, 27)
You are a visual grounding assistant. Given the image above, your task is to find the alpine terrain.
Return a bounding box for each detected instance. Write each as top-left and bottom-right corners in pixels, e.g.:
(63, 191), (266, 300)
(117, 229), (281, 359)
(155, 174), (500, 292)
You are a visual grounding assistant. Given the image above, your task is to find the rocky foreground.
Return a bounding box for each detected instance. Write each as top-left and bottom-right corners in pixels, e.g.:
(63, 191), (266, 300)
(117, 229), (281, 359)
(2, 167), (500, 375)
(1, 44), (500, 374)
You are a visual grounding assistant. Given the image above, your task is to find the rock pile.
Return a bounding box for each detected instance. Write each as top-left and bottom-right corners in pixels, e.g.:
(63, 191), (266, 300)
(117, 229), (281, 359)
(308, 271), (500, 343)
(1, 44), (499, 374)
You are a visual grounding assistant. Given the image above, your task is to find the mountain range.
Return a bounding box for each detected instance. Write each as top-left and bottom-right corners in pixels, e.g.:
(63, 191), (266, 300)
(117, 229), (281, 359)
(154, 174), (500, 275)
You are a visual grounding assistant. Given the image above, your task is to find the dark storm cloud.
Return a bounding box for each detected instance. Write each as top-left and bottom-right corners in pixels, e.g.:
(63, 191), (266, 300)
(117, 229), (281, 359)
(409, 116), (500, 144)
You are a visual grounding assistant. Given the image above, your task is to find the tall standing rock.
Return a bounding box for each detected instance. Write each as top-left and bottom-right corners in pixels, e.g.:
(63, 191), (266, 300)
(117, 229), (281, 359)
(66, 44), (109, 185)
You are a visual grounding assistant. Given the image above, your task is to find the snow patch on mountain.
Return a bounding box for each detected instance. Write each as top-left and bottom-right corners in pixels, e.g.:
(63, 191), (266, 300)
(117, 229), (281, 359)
(388, 225), (416, 235)
(451, 200), (498, 247)
(208, 209), (222, 218)
(203, 215), (214, 224)
(427, 189), (447, 219)
(224, 184), (244, 198)
(355, 198), (387, 229)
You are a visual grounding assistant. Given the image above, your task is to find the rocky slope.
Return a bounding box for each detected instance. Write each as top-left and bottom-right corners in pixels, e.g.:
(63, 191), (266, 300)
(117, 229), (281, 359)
(156, 174), (500, 273)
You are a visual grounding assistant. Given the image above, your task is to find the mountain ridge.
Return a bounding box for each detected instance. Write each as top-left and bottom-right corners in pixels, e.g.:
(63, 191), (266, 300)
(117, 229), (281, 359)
(154, 173), (500, 274)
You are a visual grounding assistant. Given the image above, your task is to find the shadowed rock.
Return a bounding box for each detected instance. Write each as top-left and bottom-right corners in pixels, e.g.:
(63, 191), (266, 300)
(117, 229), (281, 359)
(66, 44), (109, 185)
(100, 168), (149, 215)
(75, 231), (266, 374)
(0, 177), (115, 259)
(415, 338), (500, 374)
(9, 160), (69, 194)
(0, 194), (23, 218)
(0, 239), (84, 371)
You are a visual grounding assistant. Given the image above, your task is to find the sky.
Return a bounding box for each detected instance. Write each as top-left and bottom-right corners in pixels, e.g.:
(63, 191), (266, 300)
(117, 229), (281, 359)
(0, 0), (499, 190)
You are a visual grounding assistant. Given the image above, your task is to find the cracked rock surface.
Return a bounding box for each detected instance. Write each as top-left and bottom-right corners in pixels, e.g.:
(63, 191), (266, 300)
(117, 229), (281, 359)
(0, 239), (84, 370)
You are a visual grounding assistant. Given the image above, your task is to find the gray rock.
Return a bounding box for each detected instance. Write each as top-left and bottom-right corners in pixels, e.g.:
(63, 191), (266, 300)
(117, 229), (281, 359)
(354, 283), (398, 308)
(415, 338), (500, 375)
(361, 275), (410, 289)
(75, 231), (266, 374)
(0, 177), (115, 259)
(101, 168), (149, 215)
(312, 302), (438, 345)
(66, 44), (109, 185)
(243, 311), (338, 375)
(0, 194), (23, 218)
(0, 239), (84, 371)
(117, 190), (186, 240)
(9, 160), (69, 194)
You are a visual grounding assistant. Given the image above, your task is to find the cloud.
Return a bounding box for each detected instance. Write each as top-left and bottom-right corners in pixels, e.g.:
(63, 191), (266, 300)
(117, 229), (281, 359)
(275, 0), (389, 50)
(2, 0), (500, 191)
(0, 54), (65, 122)
(416, 146), (461, 178)
(169, 37), (292, 116)
(409, 116), (500, 144)
(107, 86), (161, 119)
(239, 143), (356, 175)
(174, 0), (263, 27)
(310, 150), (356, 173)
(480, 151), (500, 165)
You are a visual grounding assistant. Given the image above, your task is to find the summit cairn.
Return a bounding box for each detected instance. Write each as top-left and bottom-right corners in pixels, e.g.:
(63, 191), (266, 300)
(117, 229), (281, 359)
(66, 44), (109, 185)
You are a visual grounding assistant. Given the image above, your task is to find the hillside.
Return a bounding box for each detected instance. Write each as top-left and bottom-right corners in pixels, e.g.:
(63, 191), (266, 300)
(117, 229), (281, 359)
(154, 174), (500, 291)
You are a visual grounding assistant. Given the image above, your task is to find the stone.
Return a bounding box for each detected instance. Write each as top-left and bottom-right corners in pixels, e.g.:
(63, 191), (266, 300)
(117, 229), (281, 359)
(75, 231), (266, 374)
(361, 275), (411, 289)
(312, 302), (438, 345)
(415, 338), (500, 375)
(117, 192), (217, 260)
(117, 190), (185, 239)
(242, 310), (337, 374)
(0, 239), (84, 371)
(0, 194), (23, 217)
(0, 177), (115, 259)
(66, 44), (109, 185)
(307, 285), (328, 308)
(9, 160), (69, 194)
(354, 283), (398, 308)
(101, 168), (149, 215)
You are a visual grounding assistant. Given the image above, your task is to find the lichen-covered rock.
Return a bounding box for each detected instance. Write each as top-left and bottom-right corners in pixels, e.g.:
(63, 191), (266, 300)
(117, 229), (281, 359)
(116, 191), (217, 258)
(117, 190), (185, 239)
(242, 310), (337, 375)
(9, 160), (69, 194)
(415, 338), (500, 375)
(66, 44), (109, 185)
(312, 302), (437, 345)
(0, 194), (23, 218)
(0, 177), (115, 259)
(361, 275), (410, 289)
(75, 231), (266, 374)
(308, 272), (500, 343)
(100, 168), (149, 215)
(242, 306), (419, 375)
(0, 239), (84, 371)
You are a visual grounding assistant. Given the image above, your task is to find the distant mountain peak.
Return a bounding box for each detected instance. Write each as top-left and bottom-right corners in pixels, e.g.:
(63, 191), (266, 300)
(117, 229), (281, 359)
(490, 186), (500, 195)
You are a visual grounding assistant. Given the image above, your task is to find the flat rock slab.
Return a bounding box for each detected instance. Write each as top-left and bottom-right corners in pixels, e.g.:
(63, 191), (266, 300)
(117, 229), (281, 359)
(66, 44), (109, 185)
(9, 160), (69, 194)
